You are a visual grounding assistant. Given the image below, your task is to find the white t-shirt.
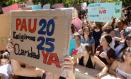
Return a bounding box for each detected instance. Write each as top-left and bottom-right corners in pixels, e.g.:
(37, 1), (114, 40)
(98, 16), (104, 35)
(0, 64), (12, 79)
(77, 44), (87, 54)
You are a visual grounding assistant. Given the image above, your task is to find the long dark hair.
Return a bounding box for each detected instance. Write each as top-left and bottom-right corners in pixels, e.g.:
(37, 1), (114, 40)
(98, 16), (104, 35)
(85, 45), (94, 55)
(71, 24), (78, 34)
(121, 47), (131, 62)
(82, 27), (92, 40)
(102, 34), (112, 46)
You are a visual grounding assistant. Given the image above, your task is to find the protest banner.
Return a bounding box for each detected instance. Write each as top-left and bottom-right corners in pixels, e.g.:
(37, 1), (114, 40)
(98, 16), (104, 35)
(87, 2), (122, 22)
(10, 8), (74, 74)
(87, 3), (114, 22)
(0, 14), (11, 50)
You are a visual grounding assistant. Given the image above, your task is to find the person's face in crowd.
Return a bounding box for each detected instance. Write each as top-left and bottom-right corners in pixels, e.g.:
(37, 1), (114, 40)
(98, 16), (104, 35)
(102, 25), (112, 34)
(126, 36), (131, 47)
(83, 28), (90, 37)
(117, 21), (124, 30)
(124, 9), (129, 20)
(0, 52), (9, 65)
(82, 21), (88, 28)
(71, 24), (77, 34)
(110, 30), (115, 37)
(123, 49), (131, 63)
(100, 35), (108, 47)
(94, 26), (100, 32)
(74, 35), (81, 44)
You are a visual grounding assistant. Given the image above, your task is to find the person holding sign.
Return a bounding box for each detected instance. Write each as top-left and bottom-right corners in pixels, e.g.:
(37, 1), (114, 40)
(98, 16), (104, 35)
(72, 32), (108, 79)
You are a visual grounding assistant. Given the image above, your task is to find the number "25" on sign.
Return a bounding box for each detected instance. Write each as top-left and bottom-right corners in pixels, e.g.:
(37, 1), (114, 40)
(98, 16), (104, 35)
(37, 19), (55, 53)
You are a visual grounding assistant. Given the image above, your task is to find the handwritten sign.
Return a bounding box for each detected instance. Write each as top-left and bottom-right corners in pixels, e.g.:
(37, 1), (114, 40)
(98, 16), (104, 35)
(87, 3), (114, 22)
(87, 2), (122, 22)
(10, 9), (74, 74)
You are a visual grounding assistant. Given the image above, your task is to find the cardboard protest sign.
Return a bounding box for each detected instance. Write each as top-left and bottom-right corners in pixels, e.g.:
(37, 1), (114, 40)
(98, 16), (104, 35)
(10, 9), (74, 74)
(87, 3), (114, 22)
(87, 2), (122, 22)
(0, 14), (11, 50)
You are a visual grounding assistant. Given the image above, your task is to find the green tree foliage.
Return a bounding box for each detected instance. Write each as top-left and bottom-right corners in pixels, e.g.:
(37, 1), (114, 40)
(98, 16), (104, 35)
(0, 0), (130, 7)
(0, 0), (25, 7)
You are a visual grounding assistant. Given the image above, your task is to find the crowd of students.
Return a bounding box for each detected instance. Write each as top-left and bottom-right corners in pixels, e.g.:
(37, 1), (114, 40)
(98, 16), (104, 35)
(0, 1), (131, 79)
(70, 6), (131, 79)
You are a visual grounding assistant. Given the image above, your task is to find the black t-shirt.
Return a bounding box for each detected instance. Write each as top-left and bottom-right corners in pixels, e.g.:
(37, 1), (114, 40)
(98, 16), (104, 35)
(96, 46), (116, 65)
(92, 31), (102, 48)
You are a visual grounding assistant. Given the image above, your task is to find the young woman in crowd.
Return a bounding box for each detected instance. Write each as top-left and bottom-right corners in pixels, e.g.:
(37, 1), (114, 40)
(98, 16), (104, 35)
(113, 32), (131, 59)
(81, 27), (95, 54)
(109, 47), (131, 79)
(79, 45), (95, 68)
(71, 24), (78, 35)
(102, 24), (126, 59)
(72, 32), (108, 79)
(95, 34), (116, 66)
(114, 19), (127, 37)
(92, 22), (103, 49)
(78, 21), (89, 35)
(125, 33), (131, 48)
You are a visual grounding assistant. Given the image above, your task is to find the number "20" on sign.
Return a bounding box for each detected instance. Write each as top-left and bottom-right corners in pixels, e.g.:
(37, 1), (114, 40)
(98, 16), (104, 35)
(37, 19), (55, 53)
